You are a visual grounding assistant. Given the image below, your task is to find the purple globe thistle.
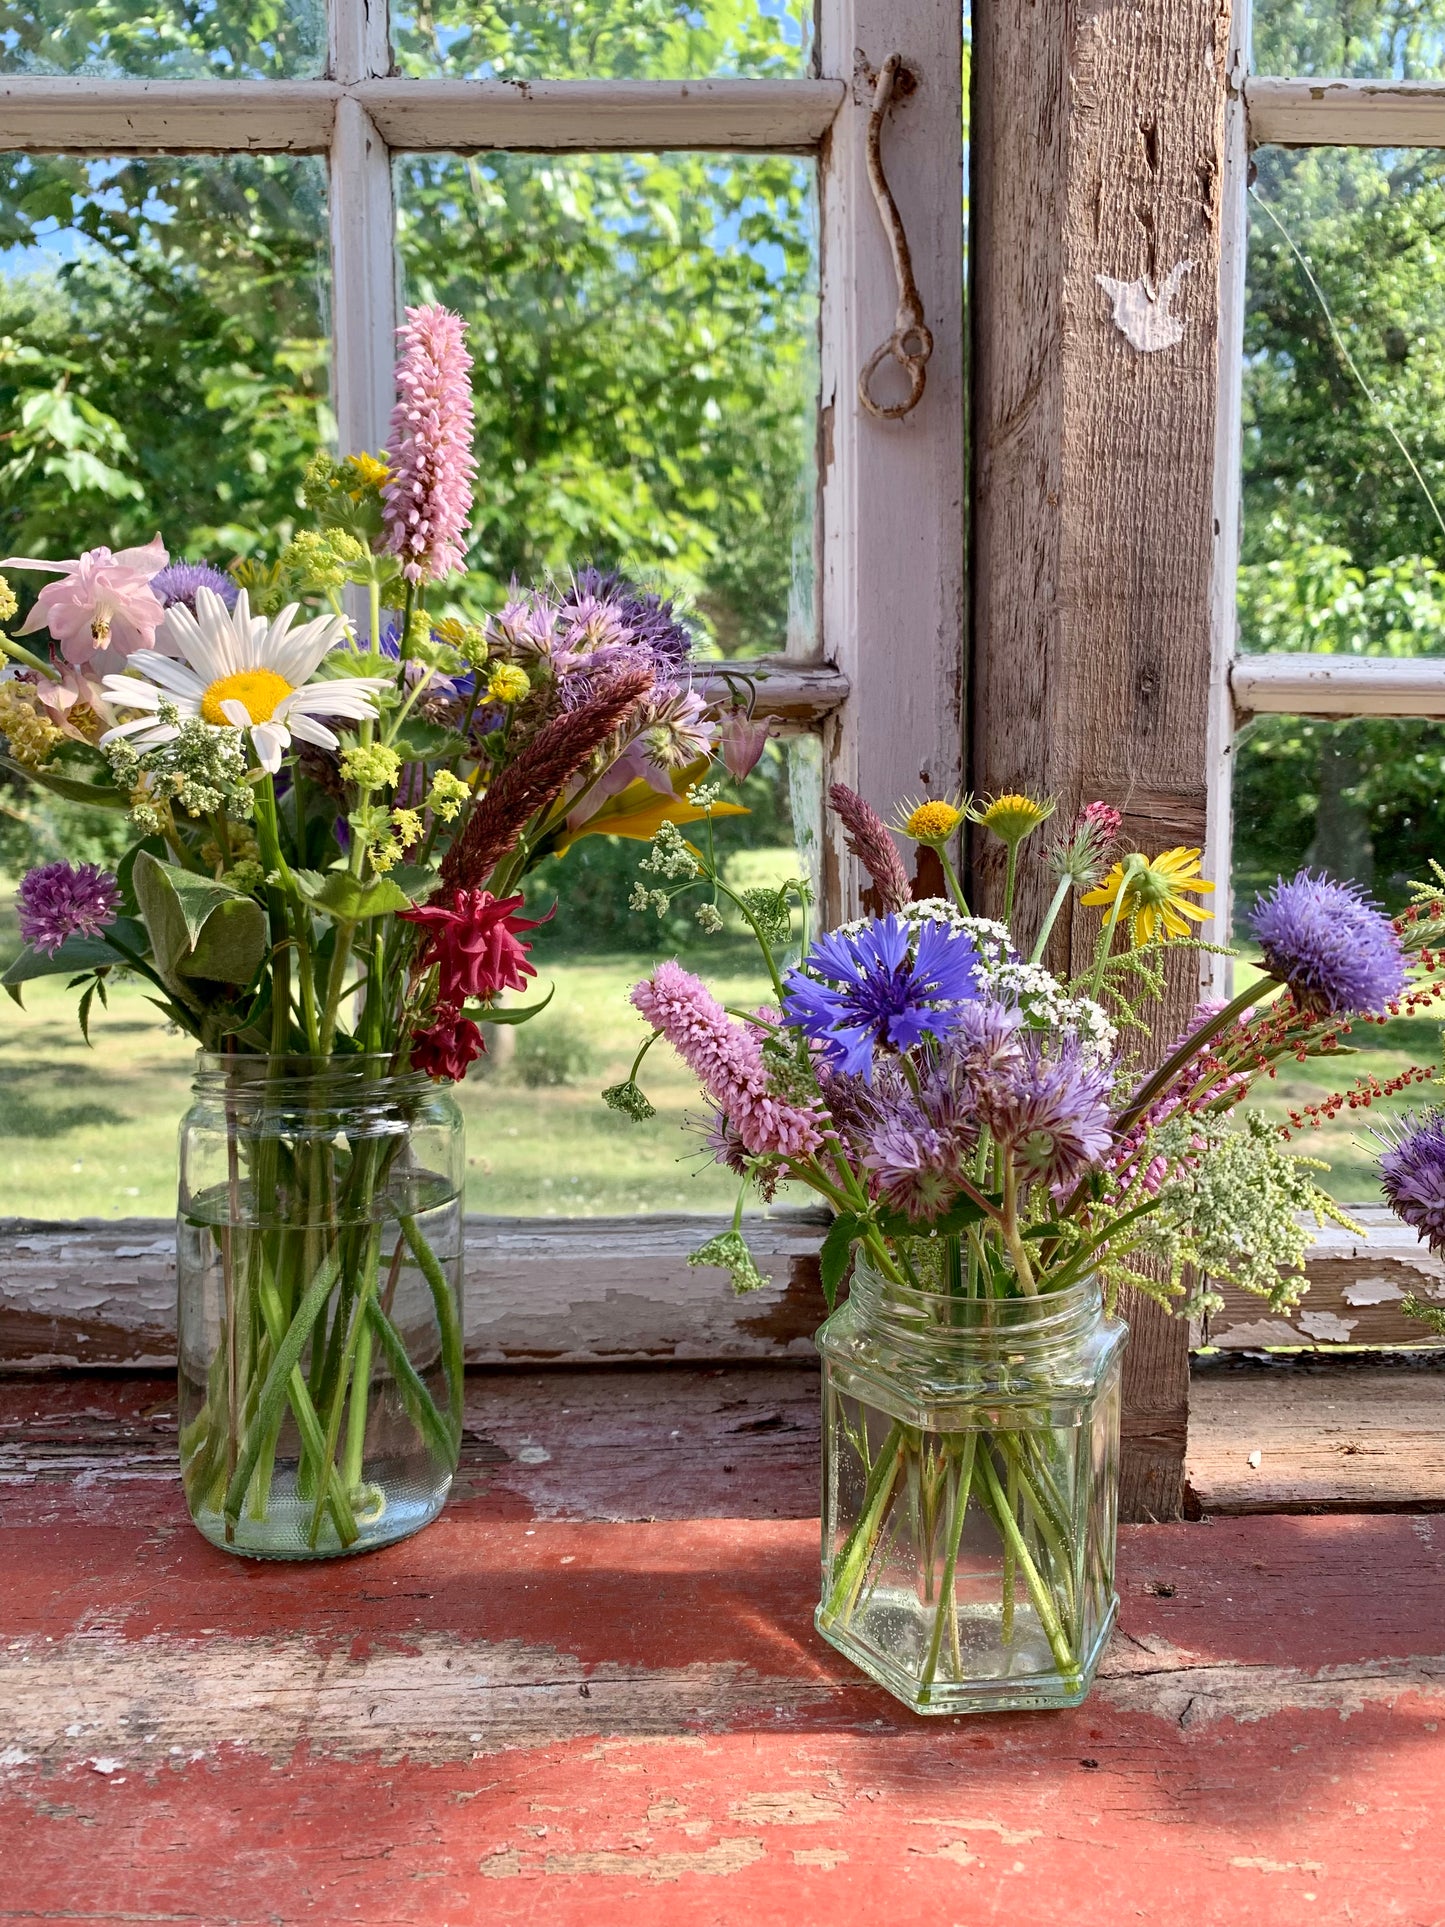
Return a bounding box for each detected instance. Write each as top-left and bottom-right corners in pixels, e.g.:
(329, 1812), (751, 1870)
(980, 1037), (1113, 1191)
(1251, 869), (1407, 1016)
(150, 562), (238, 613)
(1378, 1112), (1445, 1254)
(17, 861), (121, 956)
(781, 915), (982, 1080)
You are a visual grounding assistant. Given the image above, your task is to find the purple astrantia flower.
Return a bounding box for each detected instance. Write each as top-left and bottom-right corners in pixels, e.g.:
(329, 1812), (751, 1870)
(979, 1036), (1113, 1191)
(1377, 1112), (1445, 1254)
(17, 861), (121, 956)
(150, 562), (237, 613)
(1251, 869), (1407, 1016)
(782, 916), (982, 1079)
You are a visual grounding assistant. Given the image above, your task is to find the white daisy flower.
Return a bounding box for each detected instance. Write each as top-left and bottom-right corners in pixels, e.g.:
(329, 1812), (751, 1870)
(98, 586), (390, 775)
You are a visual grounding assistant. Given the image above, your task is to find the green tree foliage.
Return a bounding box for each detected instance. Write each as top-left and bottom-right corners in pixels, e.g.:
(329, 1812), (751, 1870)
(1233, 16), (1445, 908)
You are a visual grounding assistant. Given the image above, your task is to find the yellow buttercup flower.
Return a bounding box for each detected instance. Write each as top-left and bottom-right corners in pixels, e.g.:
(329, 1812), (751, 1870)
(1081, 847), (1215, 945)
(893, 795), (967, 848)
(973, 792), (1056, 847)
(341, 452), (391, 495)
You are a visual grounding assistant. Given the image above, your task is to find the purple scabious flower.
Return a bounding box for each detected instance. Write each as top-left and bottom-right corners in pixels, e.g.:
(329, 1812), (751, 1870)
(1251, 869), (1407, 1016)
(565, 568), (694, 678)
(980, 1037), (1113, 1191)
(150, 562), (238, 613)
(1378, 1112), (1445, 1254)
(782, 916), (982, 1079)
(17, 861), (121, 955)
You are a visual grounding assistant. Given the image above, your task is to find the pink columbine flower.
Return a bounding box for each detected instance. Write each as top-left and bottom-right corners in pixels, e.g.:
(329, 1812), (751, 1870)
(1, 538), (168, 664)
(382, 304), (478, 584)
(718, 708), (773, 781)
(632, 961), (823, 1161)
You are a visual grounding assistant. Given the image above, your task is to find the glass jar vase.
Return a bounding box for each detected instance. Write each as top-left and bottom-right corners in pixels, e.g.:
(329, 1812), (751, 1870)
(816, 1256), (1127, 1714)
(176, 1054), (465, 1560)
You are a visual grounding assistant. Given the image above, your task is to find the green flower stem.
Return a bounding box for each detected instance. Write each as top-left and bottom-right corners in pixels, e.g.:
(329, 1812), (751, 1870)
(1087, 853), (1141, 999)
(222, 1235), (352, 1538)
(1002, 840), (1020, 926)
(975, 1446), (1078, 1680)
(937, 844), (970, 917)
(253, 1264), (356, 1542)
(820, 1420), (907, 1627)
(1112, 974), (1280, 1139)
(400, 1212), (464, 1453)
(0, 633), (60, 680)
(1029, 874), (1074, 966)
(364, 1298), (457, 1469)
(918, 1433), (978, 1699)
(340, 1258), (378, 1498)
(309, 1223), (380, 1549)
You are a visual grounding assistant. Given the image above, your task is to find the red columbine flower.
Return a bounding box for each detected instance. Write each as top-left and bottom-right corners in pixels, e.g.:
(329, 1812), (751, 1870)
(400, 888), (547, 1007)
(411, 1007), (485, 1082)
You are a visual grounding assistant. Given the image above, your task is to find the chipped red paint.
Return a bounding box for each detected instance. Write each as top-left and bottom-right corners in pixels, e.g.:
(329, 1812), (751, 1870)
(2, 1375), (1444, 1924)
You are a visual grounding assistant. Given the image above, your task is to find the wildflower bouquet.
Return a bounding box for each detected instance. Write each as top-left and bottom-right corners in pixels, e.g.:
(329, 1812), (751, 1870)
(619, 783), (1438, 1709)
(0, 305), (733, 1558)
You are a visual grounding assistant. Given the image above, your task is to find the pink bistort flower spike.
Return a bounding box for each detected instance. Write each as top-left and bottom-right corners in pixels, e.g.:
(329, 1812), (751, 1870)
(632, 960), (823, 1161)
(0, 538), (168, 664)
(382, 304), (478, 584)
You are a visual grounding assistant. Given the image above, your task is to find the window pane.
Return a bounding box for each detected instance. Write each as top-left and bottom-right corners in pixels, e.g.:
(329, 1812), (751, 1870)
(1232, 715), (1444, 1203)
(0, 152), (330, 563)
(1, 0), (325, 77)
(1253, 1), (1445, 79)
(391, 0), (811, 80)
(1240, 146), (1445, 658)
(394, 149), (819, 656)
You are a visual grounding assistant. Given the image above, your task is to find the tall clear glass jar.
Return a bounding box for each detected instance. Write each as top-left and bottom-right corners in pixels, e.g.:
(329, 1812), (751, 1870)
(176, 1054), (465, 1560)
(817, 1256), (1127, 1714)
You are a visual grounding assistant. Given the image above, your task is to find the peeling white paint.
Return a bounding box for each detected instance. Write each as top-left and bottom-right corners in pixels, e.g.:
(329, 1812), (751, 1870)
(1096, 260), (1194, 351)
(1297, 1311), (1358, 1343)
(1341, 1277), (1405, 1307)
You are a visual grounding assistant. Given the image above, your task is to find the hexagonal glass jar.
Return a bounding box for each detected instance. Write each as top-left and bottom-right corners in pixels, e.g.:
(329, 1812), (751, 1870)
(177, 1054), (465, 1560)
(816, 1255), (1127, 1714)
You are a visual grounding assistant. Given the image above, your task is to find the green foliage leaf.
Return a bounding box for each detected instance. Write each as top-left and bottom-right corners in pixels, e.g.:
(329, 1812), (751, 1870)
(2, 745), (130, 811)
(465, 983), (556, 1026)
(293, 869), (416, 921)
(1, 917), (147, 988)
(818, 1213), (863, 1311)
(389, 719), (462, 762)
(131, 851), (266, 997)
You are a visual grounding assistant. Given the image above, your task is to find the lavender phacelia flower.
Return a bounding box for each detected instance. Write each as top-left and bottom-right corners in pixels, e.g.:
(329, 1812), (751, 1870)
(979, 1036), (1113, 1191)
(1251, 869), (1407, 1016)
(150, 562), (238, 613)
(17, 861), (121, 955)
(1378, 1111), (1445, 1255)
(781, 915), (982, 1079)
(565, 567), (694, 678)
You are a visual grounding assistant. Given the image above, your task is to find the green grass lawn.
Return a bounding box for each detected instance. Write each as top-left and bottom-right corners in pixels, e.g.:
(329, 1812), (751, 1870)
(0, 878), (795, 1221)
(3, 876), (1437, 1219)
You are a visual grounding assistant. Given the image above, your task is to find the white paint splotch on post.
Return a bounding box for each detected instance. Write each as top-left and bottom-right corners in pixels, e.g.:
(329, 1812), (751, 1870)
(1096, 261), (1194, 352)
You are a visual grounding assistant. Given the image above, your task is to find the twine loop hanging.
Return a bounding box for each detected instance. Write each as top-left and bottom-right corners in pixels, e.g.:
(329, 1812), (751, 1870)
(857, 52), (934, 421)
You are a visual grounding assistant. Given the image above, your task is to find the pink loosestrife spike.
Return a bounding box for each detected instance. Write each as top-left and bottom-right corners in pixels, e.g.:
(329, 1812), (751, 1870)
(382, 304), (478, 585)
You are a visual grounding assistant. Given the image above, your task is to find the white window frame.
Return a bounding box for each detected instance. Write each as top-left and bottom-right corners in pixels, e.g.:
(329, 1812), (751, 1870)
(1202, 0), (1445, 1350)
(0, 0), (966, 1363)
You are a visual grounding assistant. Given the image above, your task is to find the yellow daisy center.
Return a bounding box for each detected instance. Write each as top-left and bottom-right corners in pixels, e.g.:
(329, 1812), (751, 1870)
(201, 668), (293, 727)
(905, 800), (965, 842)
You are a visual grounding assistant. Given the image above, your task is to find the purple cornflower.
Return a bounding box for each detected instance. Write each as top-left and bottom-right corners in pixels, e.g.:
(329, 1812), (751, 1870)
(17, 861), (121, 955)
(1251, 869), (1407, 1016)
(782, 916), (982, 1079)
(1378, 1112), (1445, 1254)
(150, 562), (237, 613)
(980, 1037), (1113, 1191)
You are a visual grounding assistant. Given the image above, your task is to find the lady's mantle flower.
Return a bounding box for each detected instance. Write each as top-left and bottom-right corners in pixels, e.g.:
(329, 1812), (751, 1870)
(1252, 869), (1407, 1016)
(98, 586), (386, 776)
(2, 538), (168, 664)
(410, 1007), (485, 1082)
(632, 961), (823, 1159)
(151, 562), (238, 614)
(17, 861), (121, 955)
(1377, 1111), (1445, 1253)
(979, 1037), (1113, 1190)
(399, 889), (545, 1007)
(382, 303), (478, 584)
(781, 915), (982, 1079)
(1082, 846), (1214, 945)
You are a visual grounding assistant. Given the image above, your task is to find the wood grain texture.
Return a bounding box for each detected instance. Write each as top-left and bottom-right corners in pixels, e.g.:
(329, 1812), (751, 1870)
(1231, 652), (1445, 720)
(2, 1373), (1444, 1923)
(0, 77), (340, 149)
(972, 1), (1229, 1523)
(1188, 1355), (1445, 1513)
(0, 1212), (830, 1369)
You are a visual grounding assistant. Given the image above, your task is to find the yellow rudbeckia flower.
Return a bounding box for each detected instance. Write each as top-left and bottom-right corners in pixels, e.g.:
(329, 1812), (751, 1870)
(1081, 847), (1215, 946)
